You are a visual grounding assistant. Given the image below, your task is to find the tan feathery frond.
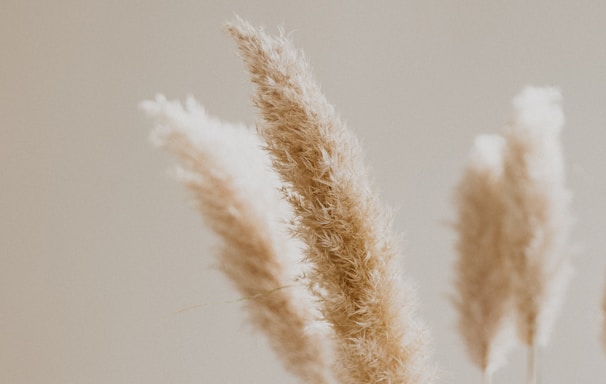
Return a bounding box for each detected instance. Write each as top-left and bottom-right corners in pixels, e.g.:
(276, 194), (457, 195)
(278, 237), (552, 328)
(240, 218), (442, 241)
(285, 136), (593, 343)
(141, 95), (333, 384)
(225, 17), (433, 384)
(500, 86), (573, 348)
(453, 134), (516, 376)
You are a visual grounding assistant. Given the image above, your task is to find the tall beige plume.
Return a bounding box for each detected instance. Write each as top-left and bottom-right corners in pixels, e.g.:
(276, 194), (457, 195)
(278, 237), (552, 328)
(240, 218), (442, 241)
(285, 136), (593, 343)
(500, 86), (573, 350)
(225, 17), (433, 384)
(140, 95), (333, 384)
(453, 134), (516, 380)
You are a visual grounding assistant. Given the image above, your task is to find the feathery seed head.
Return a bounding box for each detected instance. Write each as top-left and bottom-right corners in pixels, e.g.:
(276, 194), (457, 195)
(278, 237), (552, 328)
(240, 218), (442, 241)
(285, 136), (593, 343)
(142, 95), (333, 383)
(225, 17), (435, 384)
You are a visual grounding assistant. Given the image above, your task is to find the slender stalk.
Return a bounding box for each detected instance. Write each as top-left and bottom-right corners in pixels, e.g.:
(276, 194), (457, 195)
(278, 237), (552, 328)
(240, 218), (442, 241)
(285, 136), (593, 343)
(526, 344), (538, 384)
(483, 370), (492, 384)
(602, 279), (606, 353)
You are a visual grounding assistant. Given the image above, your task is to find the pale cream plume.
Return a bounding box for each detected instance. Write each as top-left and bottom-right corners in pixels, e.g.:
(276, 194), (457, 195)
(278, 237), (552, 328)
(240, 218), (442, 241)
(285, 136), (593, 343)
(453, 134), (516, 381)
(141, 95), (333, 384)
(501, 86), (573, 347)
(500, 87), (573, 383)
(226, 17), (433, 384)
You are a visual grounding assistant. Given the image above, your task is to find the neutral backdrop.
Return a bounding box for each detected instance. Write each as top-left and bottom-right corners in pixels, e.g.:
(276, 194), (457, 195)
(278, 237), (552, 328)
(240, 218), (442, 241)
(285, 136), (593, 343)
(3, 1), (606, 383)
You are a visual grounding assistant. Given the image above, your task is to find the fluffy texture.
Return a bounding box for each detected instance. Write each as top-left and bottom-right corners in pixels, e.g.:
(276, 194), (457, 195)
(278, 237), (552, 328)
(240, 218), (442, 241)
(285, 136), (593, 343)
(141, 95), (333, 384)
(453, 134), (516, 376)
(226, 17), (433, 384)
(500, 86), (573, 348)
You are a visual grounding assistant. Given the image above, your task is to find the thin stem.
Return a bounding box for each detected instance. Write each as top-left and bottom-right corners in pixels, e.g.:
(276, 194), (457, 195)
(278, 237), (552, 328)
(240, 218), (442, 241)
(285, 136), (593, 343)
(526, 344), (538, 384)
(483, 370), (492, 384)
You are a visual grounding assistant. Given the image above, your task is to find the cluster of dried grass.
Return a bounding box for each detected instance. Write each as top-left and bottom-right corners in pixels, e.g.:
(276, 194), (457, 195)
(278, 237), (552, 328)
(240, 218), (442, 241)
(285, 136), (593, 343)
(143, 17), (432, 384)
(142, 16), (603, 384)
(452, 87), (574, 384)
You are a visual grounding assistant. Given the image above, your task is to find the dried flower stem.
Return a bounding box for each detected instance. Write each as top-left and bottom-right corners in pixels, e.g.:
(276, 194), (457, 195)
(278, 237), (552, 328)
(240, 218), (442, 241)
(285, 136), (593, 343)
(483, 370), (492, 384)
(226, 17), (433, 384)
(602, 280), (606, 354)
(141, 96), (332, 384)
(527, 344), (538, 384)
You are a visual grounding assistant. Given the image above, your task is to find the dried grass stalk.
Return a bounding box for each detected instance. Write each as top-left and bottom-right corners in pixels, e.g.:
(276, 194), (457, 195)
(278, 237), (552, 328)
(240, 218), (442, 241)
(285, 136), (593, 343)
(141, 95), (332, 384)
(602, 280), (606, 353)
(453, 134), (516, 377)
(226, 17), (433, 384)
(500, 86), (573, 348)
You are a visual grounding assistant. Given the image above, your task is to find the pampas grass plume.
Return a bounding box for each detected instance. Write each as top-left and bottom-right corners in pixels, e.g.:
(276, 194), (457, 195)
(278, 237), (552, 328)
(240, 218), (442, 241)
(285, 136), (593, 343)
(226, 17), (433, 384)
(140, 95), (332, 384)
(453, 134), (516, 378)
(501, 86), (573, 349)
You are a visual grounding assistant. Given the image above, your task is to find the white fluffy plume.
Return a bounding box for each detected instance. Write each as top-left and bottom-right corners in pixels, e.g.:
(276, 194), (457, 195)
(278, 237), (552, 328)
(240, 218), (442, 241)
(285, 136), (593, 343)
(140, 95), (333, 384)
(501, 86), (573, 348)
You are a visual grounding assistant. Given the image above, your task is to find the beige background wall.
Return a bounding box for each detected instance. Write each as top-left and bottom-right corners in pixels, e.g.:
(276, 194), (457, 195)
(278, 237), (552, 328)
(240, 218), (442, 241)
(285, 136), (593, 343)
(3, 1), (606, 383)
